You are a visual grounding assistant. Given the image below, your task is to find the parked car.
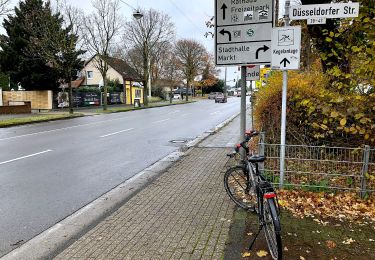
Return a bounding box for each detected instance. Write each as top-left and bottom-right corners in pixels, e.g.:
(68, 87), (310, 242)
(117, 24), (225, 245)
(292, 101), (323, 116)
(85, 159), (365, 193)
(173, 93), (181, 99)
(214, 93), (227, 103)
(208, 92), (220, 99)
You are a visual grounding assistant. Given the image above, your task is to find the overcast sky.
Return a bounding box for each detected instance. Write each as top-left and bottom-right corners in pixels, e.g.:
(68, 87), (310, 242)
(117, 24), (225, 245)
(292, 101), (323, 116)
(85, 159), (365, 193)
(1, 0), (289, 84)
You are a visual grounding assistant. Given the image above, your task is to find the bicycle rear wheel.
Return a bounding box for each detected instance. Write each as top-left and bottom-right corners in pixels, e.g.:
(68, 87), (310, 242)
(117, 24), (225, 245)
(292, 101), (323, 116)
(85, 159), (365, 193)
(224, 166), (257, 212)
(263, 197), (282, 260)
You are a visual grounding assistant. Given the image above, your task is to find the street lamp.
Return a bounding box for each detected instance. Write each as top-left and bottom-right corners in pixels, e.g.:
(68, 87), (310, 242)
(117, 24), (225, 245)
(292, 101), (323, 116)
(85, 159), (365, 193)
(119, 0), (143, 20)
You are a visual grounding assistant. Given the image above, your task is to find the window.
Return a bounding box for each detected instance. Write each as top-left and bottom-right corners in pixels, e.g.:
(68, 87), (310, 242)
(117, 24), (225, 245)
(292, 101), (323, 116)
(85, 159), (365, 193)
(135, 89), (141, 98)
(87, 71), (93, 79)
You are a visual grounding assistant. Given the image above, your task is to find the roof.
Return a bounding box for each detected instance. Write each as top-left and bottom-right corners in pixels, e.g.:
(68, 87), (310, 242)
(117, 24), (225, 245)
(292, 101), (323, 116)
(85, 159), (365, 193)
(71, 77), (85, 88)
(84, 55), (142, 81)
(107, 57), (142, 81)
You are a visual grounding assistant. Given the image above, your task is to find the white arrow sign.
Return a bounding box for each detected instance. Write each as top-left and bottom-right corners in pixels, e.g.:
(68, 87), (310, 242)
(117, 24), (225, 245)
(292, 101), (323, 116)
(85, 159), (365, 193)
(215, 0), (273, 66)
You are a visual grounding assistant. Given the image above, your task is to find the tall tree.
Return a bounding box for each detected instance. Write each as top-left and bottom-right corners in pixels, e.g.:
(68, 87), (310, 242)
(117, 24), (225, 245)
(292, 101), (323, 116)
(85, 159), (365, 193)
(0, 0), (61, 90)
(174, 39), (207, 101)
(82, 0), (122, 111)
(24, 1), (85, 113)
(123, 8), (175, 106)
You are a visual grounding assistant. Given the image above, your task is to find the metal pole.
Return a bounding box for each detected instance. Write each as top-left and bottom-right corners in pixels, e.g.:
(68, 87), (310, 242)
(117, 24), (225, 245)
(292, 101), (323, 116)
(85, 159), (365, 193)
(249, 80), (254, 129)
(360, 145), (370, 198)
(240, 66), (246, 159)
(148, 58), (152, 98)
(279, 0), (290, 188)
(224, 67), (228, 97)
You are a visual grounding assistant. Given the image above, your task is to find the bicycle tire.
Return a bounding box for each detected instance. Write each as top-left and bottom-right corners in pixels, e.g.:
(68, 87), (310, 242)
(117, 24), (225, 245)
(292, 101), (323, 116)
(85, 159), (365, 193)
(224, 166), (257, 212)
(263, 197), (282, 260)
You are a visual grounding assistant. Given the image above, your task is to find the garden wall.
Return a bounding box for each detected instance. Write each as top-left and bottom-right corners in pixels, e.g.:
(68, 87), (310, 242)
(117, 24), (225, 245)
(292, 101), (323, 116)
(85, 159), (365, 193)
(2, 90), (53, 110)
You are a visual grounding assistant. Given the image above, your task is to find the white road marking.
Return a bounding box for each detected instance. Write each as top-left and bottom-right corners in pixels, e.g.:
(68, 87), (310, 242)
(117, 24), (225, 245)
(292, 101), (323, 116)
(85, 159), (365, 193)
(152, 119), (170, 124)
(168, 110), (180, 115)
(180, 113), (191, 117)
(0, 150), (53, 166)
(210, 111), (221, 115)
(100, 128), (134, 138)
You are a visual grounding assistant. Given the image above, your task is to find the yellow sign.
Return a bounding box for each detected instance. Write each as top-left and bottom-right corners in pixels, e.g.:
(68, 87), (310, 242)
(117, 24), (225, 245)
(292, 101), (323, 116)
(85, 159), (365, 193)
(255, 67), (271, 88)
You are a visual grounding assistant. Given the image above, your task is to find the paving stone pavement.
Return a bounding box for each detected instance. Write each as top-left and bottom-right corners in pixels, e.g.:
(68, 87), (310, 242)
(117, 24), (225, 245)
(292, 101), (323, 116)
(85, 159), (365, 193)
(55, 149), (235, 260)
(54, 113), (251, 260)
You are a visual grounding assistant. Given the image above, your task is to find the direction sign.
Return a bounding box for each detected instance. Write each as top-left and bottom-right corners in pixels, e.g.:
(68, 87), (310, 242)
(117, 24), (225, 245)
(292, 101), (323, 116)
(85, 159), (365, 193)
(215, 0), (273, 66)
(246, 65), (260, 81)
(271, 26), (301, 70)
(290, 3), (359, 20)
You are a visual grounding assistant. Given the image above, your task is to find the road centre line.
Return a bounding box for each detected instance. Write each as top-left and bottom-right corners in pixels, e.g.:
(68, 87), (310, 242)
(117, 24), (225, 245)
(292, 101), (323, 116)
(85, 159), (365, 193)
(210, 111), (221, 115)
(0, 150), (53, 166)
(0, 117), (130, 142)
(100, 128), (134, 138)
(168, 110), (180, 115)
(152, 119), (170, 124)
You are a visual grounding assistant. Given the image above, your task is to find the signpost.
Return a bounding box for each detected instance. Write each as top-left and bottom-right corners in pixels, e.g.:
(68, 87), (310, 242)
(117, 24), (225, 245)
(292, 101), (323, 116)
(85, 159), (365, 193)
(215, 0), (273, 66)
(290, 2), (360, 20)
(215, 0), (274, 154)
(271, 26), (302, 70)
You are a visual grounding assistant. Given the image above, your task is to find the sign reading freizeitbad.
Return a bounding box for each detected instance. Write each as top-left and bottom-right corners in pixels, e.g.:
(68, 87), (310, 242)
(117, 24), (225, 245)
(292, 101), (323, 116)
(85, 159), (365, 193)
(271, 26), (301, 70)
(246, 65), (260, 81)
(290, 2), (359, 20)
(215, 0), (273, 66)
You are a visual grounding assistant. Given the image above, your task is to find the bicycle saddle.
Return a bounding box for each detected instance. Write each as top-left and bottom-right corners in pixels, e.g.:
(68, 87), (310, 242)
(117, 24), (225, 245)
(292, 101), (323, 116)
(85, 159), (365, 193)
(248, 155), (266, 163)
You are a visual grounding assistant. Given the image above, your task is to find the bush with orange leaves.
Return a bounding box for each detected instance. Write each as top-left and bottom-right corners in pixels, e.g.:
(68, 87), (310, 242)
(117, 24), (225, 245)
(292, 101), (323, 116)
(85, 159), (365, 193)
(254, 63), (375, 147)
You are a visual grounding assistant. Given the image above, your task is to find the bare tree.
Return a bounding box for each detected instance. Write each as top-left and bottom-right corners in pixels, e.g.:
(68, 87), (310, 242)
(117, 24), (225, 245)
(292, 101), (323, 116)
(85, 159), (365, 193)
(174, 39), (206, 101)
(123, 8), (175, 106)
(82, 0), (122, 110)
(0, 0), (11, 16)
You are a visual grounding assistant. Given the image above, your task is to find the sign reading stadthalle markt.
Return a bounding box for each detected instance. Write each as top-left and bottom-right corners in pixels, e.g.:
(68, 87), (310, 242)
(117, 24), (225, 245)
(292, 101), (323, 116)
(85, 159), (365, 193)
(215, 0), (273, 66)
(290, 2), (359, 20)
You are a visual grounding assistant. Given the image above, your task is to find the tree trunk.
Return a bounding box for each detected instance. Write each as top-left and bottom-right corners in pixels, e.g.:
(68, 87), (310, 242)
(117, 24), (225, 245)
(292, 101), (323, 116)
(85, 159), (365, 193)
(103, 73), (107, 111)
(143, 49), (149, 107)
(68, 75), (73, 115)
(185, 81), (189, 102)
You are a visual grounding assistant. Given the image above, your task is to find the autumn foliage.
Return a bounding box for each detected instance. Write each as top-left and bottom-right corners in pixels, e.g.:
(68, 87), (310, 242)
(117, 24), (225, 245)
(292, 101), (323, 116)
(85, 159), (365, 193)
(254, 61), (375, 147)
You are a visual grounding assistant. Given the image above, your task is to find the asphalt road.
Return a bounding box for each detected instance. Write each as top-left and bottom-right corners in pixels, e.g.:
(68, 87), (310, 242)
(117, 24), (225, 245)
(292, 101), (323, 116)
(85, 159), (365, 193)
(0, 98), (242, 257)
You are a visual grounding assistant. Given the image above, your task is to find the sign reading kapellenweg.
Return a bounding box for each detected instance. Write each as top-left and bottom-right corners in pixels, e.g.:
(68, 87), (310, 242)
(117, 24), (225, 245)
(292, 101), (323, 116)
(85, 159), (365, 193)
(290, 2), (359, 20)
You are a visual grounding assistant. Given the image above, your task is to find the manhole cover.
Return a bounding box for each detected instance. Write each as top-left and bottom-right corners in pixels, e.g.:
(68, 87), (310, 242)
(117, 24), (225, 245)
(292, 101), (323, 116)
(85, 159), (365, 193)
(170, 140), (187, 144)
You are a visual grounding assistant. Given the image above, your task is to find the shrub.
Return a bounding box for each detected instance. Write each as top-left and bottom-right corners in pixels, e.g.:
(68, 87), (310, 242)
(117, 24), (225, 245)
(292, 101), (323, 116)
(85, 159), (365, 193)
(254, 62), (375, 147)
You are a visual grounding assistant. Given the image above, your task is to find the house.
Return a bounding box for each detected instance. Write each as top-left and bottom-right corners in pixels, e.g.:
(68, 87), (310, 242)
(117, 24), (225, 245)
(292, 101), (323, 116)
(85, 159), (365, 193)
(77, 55), (144, 105)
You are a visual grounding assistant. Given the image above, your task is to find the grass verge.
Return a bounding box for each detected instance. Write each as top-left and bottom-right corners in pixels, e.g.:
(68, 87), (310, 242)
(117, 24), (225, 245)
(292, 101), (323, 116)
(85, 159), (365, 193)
(0, 113), (84, 128)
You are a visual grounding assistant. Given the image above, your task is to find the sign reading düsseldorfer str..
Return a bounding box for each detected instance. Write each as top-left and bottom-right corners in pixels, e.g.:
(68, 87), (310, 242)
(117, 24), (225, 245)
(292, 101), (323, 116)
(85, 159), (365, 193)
(271, 26), (301, 70)
(215, 0), (273, 66)
(290, 3), (359, 20)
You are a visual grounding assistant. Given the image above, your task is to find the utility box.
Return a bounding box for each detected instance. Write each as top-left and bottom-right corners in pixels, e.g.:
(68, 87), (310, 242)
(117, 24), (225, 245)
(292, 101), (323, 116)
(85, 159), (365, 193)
(134, 98), (141, 108)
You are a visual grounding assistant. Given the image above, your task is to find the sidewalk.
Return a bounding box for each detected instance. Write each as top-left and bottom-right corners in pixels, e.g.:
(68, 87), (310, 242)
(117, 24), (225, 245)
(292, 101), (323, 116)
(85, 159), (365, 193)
(54, 116), (249, 260)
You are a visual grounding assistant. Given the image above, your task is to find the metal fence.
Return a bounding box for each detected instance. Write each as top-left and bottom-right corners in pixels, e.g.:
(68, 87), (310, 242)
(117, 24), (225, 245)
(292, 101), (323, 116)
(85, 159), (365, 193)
(257, 133), (375, 197)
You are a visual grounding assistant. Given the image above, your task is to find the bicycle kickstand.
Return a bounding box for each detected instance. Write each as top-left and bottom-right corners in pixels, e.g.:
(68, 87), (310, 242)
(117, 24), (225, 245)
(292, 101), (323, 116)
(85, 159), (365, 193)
(248, 224), (264, 251)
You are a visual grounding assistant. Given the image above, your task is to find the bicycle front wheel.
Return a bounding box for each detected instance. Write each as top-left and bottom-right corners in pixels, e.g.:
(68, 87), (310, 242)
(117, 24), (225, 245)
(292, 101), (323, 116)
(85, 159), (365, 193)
(263, 197), (282, 260)
(224, 166), (257, 212)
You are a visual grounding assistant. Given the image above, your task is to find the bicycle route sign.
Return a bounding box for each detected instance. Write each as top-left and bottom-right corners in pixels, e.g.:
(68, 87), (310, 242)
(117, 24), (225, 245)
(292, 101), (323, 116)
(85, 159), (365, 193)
(215, 0), (273, 66)
(271, 26), (302, 70)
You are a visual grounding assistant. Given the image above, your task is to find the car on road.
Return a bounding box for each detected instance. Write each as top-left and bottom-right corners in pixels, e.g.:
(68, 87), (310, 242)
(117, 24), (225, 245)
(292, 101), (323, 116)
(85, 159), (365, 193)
(214, 93), (227, 103)
(208, 92), (220, 99)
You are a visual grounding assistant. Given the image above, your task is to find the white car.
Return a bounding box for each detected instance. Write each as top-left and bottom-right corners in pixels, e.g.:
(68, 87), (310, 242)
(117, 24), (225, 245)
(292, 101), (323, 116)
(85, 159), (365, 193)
(173, 94), (181, 99)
